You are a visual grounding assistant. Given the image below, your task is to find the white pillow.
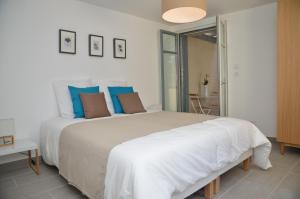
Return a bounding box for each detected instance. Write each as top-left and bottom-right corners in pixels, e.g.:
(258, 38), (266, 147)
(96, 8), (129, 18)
(92, 80), (127, 114)
(53, 78), (93, 118)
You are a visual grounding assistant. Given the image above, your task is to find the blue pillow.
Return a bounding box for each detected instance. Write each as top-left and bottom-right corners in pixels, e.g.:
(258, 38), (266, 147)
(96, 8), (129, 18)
(68, 86), (100, 118)
(108, 86), (134, 113)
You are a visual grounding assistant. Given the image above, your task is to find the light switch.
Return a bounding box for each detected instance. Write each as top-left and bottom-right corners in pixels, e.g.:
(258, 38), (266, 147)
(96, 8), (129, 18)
(234, 64), (240, 70)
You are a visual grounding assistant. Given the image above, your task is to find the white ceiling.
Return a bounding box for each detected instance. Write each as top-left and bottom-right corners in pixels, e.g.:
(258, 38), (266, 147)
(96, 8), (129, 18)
(78, 0), (276, 23)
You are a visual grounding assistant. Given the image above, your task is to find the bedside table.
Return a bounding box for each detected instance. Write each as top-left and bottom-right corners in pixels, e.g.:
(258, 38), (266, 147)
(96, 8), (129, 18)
(0, 139), (40, 175)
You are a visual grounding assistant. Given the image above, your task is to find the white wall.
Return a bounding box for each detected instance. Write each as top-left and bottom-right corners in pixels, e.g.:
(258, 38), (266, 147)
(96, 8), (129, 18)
(222, 3), (277, 137)
(0, 0), (278, 146)
(172, 3), (277, 137)
(0, 0), (167, 143)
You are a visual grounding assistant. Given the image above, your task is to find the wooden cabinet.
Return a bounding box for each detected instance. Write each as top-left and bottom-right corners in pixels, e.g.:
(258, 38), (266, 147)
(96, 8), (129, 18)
(277, 0), (300, 153)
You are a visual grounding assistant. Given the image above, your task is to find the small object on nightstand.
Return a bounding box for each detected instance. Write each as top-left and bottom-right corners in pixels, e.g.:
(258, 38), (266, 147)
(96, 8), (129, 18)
(0, 139), (40, 175)
(0, 118), (15, 147)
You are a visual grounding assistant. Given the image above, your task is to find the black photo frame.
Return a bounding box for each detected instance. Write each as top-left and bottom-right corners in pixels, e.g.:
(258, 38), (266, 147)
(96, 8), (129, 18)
(113, 38), (126, 59)
(89, 34), (104, 57)
(59, 29), (76, 54)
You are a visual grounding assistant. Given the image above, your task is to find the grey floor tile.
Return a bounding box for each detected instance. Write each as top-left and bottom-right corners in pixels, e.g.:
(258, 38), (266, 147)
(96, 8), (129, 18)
(27, 192), (54, 199)
(270, 150), (300, 169)
(50, 185), (83, 199)
(0, 178), (16, 189)
(14, 165), (58, 186)
(1, 140), (300, 199)
(268, 174), (300, 199)
(291, 160), (300, 174)
(1, 175), (66, 198)
(0, 188), (25, 199)
(244, 164), (286, 186)
(0, 167), (34, 180)
(0, 159), (28, 174)
(219, 179), (272, 199)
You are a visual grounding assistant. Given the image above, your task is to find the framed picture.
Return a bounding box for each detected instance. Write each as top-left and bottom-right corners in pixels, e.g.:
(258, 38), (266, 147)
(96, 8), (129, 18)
(0, 118), (15, 147)
(113, 38), (126, 59)
(89, 35), (103, 57)
(0, 136), (14, 147)
(59, 29), (76, 54)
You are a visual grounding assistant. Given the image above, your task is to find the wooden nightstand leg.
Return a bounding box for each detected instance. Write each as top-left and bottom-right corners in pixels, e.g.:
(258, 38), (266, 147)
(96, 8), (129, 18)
(35, 149), (40, 175)
(28, 149), (40, 175)
(27, 150), (32, 166)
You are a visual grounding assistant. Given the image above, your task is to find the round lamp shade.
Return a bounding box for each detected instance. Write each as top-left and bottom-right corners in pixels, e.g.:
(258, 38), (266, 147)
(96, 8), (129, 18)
(162, 0), (207, 23)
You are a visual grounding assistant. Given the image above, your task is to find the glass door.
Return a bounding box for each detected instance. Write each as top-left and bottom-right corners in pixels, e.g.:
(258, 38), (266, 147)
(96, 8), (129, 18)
(217, 17), (228, 116)
(160, 30), (179, 112)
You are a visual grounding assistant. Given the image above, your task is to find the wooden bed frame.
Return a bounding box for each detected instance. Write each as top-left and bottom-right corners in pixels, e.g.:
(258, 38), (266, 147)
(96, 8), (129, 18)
(172, 149), (253, 199)
(203, 155), (251, 199)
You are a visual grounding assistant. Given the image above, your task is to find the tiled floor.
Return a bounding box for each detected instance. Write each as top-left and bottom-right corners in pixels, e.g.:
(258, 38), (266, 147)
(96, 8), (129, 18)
(0, 141), (299, 199)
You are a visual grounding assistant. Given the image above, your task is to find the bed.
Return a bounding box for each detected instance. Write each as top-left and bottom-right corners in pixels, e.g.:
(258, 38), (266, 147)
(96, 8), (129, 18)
(40, 111), (271, 199)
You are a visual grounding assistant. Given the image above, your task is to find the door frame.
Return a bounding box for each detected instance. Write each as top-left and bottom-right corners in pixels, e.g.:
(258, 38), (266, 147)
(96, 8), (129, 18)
(160, 30), (180, 111)
(217, 16), (228, 116)
(178, 26), (218, 113)
(160, 17), (228, 115)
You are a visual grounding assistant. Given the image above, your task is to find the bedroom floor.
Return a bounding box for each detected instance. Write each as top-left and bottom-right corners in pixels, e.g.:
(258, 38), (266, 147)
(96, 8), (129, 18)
(0, 141), (300, 199)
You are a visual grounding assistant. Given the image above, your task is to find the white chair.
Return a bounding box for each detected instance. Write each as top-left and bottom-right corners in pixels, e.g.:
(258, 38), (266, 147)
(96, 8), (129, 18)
(189, 93), (211, 115)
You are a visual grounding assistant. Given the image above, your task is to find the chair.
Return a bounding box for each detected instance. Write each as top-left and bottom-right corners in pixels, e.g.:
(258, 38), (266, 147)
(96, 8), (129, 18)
(189, 93), (211, 115)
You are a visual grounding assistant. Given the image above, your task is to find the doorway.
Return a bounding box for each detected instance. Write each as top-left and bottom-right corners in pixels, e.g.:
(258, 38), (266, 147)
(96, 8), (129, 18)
(180, 27), (220, 116)
(160, 17), (228, 116)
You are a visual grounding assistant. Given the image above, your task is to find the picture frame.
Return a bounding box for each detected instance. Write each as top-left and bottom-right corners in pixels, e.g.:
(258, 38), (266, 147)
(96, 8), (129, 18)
(89, 35), (104, 57)
(113, 38), (126, 59)
(0, 118), (15, 147)
(0, 136), (14, 147)
(59, 29), (76, 54)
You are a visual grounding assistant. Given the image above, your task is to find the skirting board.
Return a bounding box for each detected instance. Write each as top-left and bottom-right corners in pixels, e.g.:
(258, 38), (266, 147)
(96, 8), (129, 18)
(172, 149), (253, 199)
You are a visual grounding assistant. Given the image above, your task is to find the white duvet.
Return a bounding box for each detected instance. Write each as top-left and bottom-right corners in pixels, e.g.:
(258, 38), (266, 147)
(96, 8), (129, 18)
(105, 117), (272, 199)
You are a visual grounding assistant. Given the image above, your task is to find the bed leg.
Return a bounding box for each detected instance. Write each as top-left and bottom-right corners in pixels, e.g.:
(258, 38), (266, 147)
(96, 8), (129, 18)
(242, 157), (251, 171)
(204, 181), (214, 199)
(213, 176), (220, 194)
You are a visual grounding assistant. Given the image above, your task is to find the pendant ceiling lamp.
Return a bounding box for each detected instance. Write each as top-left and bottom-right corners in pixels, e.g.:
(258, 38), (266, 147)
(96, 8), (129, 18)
(162, 0), (207, 23)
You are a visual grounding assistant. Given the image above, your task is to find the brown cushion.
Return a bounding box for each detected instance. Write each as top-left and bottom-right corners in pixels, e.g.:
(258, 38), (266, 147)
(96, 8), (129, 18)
(117, 92), (146, 114)
(80, 93), (111, 119)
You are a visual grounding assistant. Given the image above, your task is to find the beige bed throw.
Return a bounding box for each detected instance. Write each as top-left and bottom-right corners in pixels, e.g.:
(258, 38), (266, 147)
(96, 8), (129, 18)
(59, 111), (216, 199)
